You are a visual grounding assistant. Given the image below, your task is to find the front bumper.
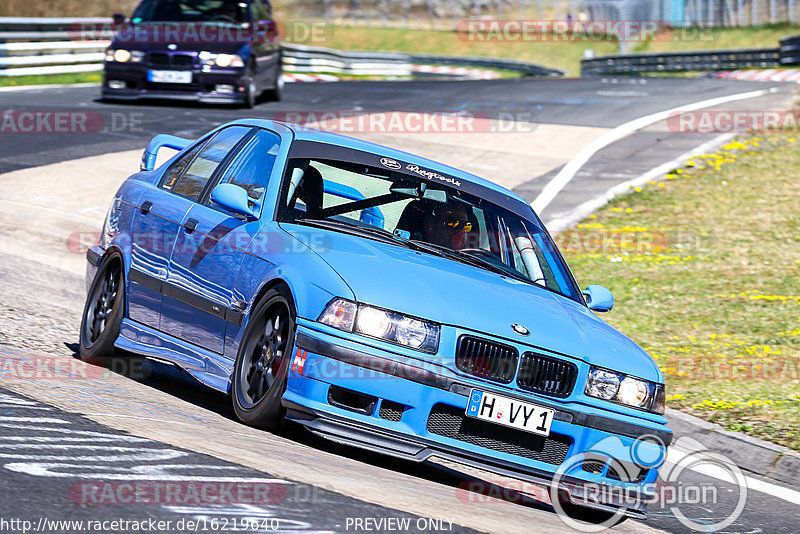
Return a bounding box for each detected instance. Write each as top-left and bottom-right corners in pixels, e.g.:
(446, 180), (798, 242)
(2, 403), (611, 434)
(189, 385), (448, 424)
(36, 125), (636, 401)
(285, 322), (672, 517)
(102, 64), (248, 104)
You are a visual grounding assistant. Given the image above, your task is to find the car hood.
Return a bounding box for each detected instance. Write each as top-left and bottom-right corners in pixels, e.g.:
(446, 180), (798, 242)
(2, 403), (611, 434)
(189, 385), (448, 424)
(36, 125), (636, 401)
(112, 23), (249, 52)
(282, 224), (661, 381)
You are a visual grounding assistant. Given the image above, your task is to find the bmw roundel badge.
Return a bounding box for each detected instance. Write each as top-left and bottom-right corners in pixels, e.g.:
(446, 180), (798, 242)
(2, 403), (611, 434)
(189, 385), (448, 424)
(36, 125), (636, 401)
(511, 323), (530, 336)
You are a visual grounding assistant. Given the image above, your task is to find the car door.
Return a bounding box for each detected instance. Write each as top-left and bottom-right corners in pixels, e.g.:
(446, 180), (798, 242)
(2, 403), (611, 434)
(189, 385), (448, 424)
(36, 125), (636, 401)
(127, 125), (252, 333)
(160, 128), (282, 355)
(250, 0), (281, 87)
(126, 138), (209, 330)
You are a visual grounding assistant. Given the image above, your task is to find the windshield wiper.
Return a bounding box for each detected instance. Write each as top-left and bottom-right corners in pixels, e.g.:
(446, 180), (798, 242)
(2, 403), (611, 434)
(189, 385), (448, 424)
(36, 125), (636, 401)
(419, 242), (530, 281)
(291, 218), (420, 249)
(293, 218), (525, 280)
(293, 218), (451, 257)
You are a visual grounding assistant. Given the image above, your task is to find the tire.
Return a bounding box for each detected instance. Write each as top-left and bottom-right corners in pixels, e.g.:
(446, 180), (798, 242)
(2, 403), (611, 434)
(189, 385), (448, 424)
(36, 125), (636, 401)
(79, 255), (125, 365)
(231, 286), (296, 430)
(242, 68), (258, 109)
(263, 66), (284, 102)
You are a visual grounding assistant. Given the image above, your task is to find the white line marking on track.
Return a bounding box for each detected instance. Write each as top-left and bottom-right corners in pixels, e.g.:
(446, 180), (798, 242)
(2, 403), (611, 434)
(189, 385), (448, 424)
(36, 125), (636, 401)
(531, 87), (777, 214)
(5, 462), (290, 482)
(0, 403), (53, 410)
(0, 394), (39, 405)
(0, 416), (70, 423)
(667, 446), (800, 507)
(0, 83), (100, 92)
(0, 435), (149, 443)
(544, 133), (736, 232)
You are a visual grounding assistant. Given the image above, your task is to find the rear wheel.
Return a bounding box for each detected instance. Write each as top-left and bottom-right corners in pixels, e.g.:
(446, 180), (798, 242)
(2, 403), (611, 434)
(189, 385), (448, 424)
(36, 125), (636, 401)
(79, 256), (124, 364)
(232, 287), (295, 430)
(242, 68), (258, 109)
(263, 66), (283, 102)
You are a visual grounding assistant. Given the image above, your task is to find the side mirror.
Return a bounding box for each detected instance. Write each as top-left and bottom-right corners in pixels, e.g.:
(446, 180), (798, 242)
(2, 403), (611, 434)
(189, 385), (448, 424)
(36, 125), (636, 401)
(210, 183), (257, 220)
(112, 13), (127, 25)
(583, 285), (614, 312)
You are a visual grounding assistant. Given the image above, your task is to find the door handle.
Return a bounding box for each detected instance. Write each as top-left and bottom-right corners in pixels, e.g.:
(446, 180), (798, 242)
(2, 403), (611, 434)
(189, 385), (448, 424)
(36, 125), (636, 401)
(140, 201), (152, 214)
(184, 218), (198, 234)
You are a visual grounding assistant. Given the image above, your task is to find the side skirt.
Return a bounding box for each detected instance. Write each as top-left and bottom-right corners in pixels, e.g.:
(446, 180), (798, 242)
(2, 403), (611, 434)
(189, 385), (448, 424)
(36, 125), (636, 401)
(116, 318), (233, 394)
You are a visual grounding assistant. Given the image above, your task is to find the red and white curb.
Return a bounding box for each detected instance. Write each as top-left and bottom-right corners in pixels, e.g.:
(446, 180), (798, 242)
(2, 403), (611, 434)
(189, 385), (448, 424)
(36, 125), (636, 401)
(411, 65), (501, 79)
(703, 69), (800, 83)
(281, 73), (340, 83)
(282, 66), (502, 82)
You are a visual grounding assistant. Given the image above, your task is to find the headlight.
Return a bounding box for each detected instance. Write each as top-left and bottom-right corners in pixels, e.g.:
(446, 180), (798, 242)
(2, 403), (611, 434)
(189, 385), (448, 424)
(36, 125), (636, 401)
(356, 307), (392, 338)
(585, 368), (620, 400)
(651, 384), (666, 415)
(106, 49), (144, 63)
(585, 366), (664, 413)
(199, 51), (245, 68)
(110, 49), (144, 62)
(319, 299), (439, 353)
(317, 298), (356, 331)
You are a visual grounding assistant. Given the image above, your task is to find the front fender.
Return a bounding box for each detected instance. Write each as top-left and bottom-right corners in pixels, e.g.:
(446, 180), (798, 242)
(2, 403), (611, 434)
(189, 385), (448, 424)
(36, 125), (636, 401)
(224, 226), (354, 360)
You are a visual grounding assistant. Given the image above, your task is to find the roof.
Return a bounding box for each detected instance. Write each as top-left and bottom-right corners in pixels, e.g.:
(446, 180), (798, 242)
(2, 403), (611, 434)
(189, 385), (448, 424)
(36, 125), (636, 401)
(231, 118), (533, 211)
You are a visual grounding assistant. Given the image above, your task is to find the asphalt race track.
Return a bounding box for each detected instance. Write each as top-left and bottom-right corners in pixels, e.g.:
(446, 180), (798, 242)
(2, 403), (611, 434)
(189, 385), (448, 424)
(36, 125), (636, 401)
(1, 76), (799, 533)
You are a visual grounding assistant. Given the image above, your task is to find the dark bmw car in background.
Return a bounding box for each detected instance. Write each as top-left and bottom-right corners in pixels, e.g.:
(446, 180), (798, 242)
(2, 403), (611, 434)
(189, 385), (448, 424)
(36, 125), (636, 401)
(103, 0), (282, 107)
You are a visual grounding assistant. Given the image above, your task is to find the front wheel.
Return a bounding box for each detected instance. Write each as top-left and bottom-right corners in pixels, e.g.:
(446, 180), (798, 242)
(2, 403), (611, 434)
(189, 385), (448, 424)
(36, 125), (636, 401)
(231, 287), (296, 430)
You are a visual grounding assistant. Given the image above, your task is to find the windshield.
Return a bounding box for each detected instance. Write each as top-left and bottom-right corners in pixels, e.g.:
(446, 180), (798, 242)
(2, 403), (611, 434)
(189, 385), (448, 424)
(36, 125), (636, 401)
(132, 0), (248, 23)
(277, 154), (583, 303)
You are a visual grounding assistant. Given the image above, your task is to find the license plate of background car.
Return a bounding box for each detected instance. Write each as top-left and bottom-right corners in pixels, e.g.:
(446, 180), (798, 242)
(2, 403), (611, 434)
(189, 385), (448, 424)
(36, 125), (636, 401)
(148, 70), (192, 84)
(465, 389), (554, 437)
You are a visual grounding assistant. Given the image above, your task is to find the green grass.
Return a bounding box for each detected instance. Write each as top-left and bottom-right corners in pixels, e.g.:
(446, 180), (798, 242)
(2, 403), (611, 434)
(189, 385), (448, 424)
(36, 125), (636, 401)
(0, 72), (101, 88)
(632, 22), (799, 53)
(560, 134), (800, 450)
(287, 23), (800, 76)
(288, 25), (618, 76)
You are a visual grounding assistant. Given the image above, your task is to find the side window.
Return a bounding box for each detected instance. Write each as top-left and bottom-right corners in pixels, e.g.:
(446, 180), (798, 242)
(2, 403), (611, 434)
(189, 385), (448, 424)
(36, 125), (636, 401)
(160, 126), (251, 201)
(212, 129), (281, 209)
(161, 143), (204, 191)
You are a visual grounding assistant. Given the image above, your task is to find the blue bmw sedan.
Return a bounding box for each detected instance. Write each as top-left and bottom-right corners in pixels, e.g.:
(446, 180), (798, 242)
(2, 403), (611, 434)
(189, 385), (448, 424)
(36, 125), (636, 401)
(81, 119), (671, 524)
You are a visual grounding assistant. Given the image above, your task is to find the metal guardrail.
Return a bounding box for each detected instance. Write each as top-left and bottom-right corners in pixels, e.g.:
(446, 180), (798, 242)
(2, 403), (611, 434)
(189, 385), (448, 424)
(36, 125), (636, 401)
(407, 53), (563, 77)
(581, 48), (785, 76)
(280, 43), (413, 76)
(779, 34), (800, 64)
(0, 17), (563, 78)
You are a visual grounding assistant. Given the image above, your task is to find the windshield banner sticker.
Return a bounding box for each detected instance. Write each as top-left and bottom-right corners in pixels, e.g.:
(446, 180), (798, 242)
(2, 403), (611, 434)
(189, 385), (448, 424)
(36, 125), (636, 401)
(404, 164), (461, 187)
